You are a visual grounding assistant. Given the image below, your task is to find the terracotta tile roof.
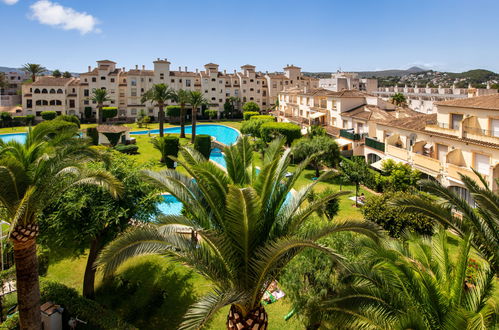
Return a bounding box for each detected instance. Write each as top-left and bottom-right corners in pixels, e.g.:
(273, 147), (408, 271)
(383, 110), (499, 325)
(284, 65), (301, 70)
(325, 126), (340, 137)
(342, 105), (419, 122)
(241, 64), (256, 68)
(80, 68), (98, 76)
(108, 69), (122, 76)
(204, 63), (218, 66)
(69, 79), (80, 86)
(379, 113), (437, 131)
(32, 77), (73, 86)
(95, 125), (130, 133)
(170, 71), (198, 77)
(97, 60), (116, 64)
(266, 74), (288, 80)
(127, 69), (154, 76)
(435, 94), (499, 110)
(0, 106), (22, 114)
(421, 130), (499, 149)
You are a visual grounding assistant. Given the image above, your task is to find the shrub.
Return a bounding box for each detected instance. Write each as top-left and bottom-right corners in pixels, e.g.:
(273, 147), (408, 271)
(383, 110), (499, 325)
(41, 111), (57, 120)
(55, 114), (80, 128)
(379, 159), (421, 192)
(242, 101), (260, 112)
(86, 127), (99, 145)
(102, 107), (118, 120)
(260, 122), (301, 145)
(250, 115), (275, 122)
(35, 119), (77, 133)
(362, 191), (434, 237)
(243, 111), (259, 121)
(292, 136), (340, 177)
(240, 115), (275, 137)
(0, 112), (13, 127)
(39, 280), (136, 330)
(205, 109), (218, 120)
(194, 134), (211, 159)
(12, 116), (26, 127)
(114, 144), (139, 155)
(307, 188), (340, 220)
(84, 106), (93, 119)
(166, 105), (181, 117)
(151, 135), (179, 168)
(26, 114), (35, 125)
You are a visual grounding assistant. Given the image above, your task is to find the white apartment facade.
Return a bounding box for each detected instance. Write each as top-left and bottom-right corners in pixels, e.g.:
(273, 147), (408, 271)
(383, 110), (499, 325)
(1, 71), (28, 107)
(319, 71), (378, 93)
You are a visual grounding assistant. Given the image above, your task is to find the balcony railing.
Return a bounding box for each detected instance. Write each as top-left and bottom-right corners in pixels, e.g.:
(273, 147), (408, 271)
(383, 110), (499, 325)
(339, 129), (366, 141)
(365, 137), (385, 152)
(463, 126), (497, 137)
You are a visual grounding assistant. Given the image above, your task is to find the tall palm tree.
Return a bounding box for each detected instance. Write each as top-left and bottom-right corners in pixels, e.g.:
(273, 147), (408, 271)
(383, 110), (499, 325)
(323, 228), (496, 329)
(172, 89), (191, 139)
(188, 91), (207, 143)
(394, 171), (499, 274)
(141, 84), (175, 137)
(22, 63), (46, 83)
(0, 124), (122, 330)
(91, 88), (110, 125)
(96, 137), (382, 329)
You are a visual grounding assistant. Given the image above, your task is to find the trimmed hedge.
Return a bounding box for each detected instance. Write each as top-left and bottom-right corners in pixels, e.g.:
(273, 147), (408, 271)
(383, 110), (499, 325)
(194, 134), (211, 159)
(260, 122), (301, 145)
(164, 136), (180, 168)
(242, 101), (260, 112)
(205, 109), (218, 120)
(102, 107), (118, 120)
(240, 115), (275, 137)
(86, 127), (99, 145)
(41, 111), (57, 120)
(26, 114), (35, 125)
(243, 111), (259, 121)
(114, 144), (139, 154)
(55, 114), (80, 128)
(166, 105), (181, 117)
(250, 115), (275, 122)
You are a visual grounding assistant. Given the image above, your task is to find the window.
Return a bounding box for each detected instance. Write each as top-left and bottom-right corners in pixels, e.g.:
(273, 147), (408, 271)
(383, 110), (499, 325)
(101, 76), (106, 80)
(211, 97), (216, 101)
(131, 108), (137, 116)
(160, 73), (164, 80)
(110, 78), (115, 83)
(451, 114), (463, 130)
(179, 79), (182, 83)
(474, 153), (490, 175)
(186, 79), (191, 87)
(49, 89), (56, 94)
(141, 78), (144, 82)
(250, 79), (254, 82)
(84, 78), (87, 82)
(84, 100), (89, 105)
(492, 119), (499, 137)
(131, 79), (137, 86)
(211, 78), (216, 82)
(450, 186), (474, 206)
(92, 77), (96, 82)
(149, 78), (152, 82)
(84, 89), (89, 97)
(250, 88), (254, 92)
(27, 99), (32, 108)
(437, 144), (448, 161)
(49, 100), (56, 106)
(57, 89), (63, 94)
(171, 79), (175, 83)
(41, 89), (48, 93)
(110, 89), (115, 94)
(69, 100), (75, 108)
(219, 80), (222, 84)
(243, 80), (247, 84)
(34, 89), (40, 93)
(131, 88), (137, 97)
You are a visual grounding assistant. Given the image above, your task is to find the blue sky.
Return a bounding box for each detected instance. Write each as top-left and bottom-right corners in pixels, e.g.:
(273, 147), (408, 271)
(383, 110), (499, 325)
(1, 0), (498, 73)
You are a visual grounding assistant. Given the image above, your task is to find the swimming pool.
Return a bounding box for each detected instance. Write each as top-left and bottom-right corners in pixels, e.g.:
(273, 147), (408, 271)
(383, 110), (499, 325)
(0, 132), (27, 143)
(131, 124), (240, 146)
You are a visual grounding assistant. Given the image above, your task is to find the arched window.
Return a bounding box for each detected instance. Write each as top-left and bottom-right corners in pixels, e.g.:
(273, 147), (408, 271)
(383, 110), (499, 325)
(57, 89), (63, 94)
(101, 87), (106, 90)
(34, 89), (41, 94)
(36, 100), (42, 106)
(56, 100), (62, 106)
(41, 89), (48, 94)
(49, 89), (56, 94)
(42, 100), (49, 106)
(367, 153), (382, 165)
(49, 100), (56, 106)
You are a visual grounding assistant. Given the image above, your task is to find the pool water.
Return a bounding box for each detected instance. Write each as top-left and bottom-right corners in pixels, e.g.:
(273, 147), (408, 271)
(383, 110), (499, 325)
(131, 124), (240, 146)
(158, 195), (184, 216)
(0, 133), (27, 143)
(210, 148), (226, 168)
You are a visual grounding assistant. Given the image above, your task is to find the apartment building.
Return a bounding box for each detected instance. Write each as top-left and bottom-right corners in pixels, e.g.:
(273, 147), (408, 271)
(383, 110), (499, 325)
(21, 59), (319, 120)
(0, 71), (27, 107)
(374, 85), (498, 114)
(365, 94), (499, 195)
(319, 72), (378, 93)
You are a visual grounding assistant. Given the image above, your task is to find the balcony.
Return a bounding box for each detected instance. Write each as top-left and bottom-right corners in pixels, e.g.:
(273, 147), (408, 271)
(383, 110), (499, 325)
(413, 153), (442, 174)
(365, 137), (385, 152)
(446, 164), (487, 188)
(462, 126), (499, 144)
(339, 129), (366, 141)
(385, 145), (409, 161)
(425, 122), (460, 137)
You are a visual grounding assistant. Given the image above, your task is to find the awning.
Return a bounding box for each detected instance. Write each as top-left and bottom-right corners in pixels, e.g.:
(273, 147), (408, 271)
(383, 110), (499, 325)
(309, 112), (325, 119)
(370, 159), (384, 171)
(335, 137), (353, 147)
(424, 143), (433, 149)
(448, 177), (464, 185)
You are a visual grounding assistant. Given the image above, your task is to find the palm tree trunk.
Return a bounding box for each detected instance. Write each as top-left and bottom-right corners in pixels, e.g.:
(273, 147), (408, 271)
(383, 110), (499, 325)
(82, 235), (102, 299)
(227, 304), (268, 330)
(159, 104), (165, 137)
(180, 105), (186, 138)
(191, 106), (197, 143)
(11, 227), (41, 330)
(97, 104), (103, 125)
(32, 74), (36, 83)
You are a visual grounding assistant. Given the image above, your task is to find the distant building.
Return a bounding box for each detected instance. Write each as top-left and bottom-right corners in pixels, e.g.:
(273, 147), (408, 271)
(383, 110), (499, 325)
(374, 84), (498, 114)
(319, 71), (378, 93)
(0, 71), (28, 107)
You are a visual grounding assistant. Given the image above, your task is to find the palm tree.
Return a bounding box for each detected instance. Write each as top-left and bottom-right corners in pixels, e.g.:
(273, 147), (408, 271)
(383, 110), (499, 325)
(394, 171), (499, 274)
(323, 228), (496, 329)
(62, 71), (72, 78)
(390, 92), (407, 107)
(91, 88), (110, 125)
(227, 96), (240, 118)
(52, 69), (62, 78)
(0, 124), (122, 329)
(22, 63), (46, 83)
(339, 157), (367, 207)
(141, 84), (175, 137)
(96, 137), (382, 329)
(172, 89), (191, 138)
(188, 91), (207, 143)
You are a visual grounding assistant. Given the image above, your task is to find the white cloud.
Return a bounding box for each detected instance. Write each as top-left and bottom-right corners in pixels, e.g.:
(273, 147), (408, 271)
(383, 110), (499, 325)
(2, 0), (20, 5)
(29, 0), (100, 35)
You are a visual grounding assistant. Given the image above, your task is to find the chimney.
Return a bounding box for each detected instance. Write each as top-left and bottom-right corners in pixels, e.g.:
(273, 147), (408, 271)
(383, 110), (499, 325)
(142, 65), (145, 70)
(196, 68), (199, 74)
(179, 66), (181, 71)
(122, 67), (125, 71)
(88, 66), (91, 72)
(224, 69), (226, 74)
(185, 66), (188, 72)
(157, 58), (160, 61)
(135, 65), (138, 70)
(234, 69), (236, 73)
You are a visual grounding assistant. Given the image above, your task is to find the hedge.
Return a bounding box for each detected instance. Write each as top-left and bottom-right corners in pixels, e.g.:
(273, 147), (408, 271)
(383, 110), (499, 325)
(205, 109), (218, 119)
(242, 101), (260, 112)
(250, 115), (275, 122)
(164, 136), (180, 168)
(102, 107), (118, 120)
(26, 114), (35, 125)
(194, 134), (211, 159)
(55, 114), (80, 128)
(84, 106), (93, 119)
(41, 111), (57, 120)
(240, 115), (275, 137)
(35, 119), (78, 134)
(86, 127), (99, 145)
(114, 144), (139, 154)
(243, 111), (259, 121)
(260, 122), (301, 145)
(166, 105), (181, 117)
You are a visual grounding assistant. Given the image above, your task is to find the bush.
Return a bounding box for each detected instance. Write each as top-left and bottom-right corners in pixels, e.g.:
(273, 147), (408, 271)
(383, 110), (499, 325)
(86, 127), (99, 145)
(362, 191), (434, 237)
(35, 119), (77, 133)
(102, 107), (118, 120)
(41, 111), (57, 120)
(243, 111), (259, 121)
(26, 114), (35, 125)
(250, 115), (275, 122)
(205, 109), (218, 120)
(194, 134), (211, 159)
(307, 188), (340, 220)
(39, 280), (136, 330)
(166, 105), (181, 117)
(240, 115), (275, 137)
(242, 101), (260, 112)
(114, 144), (139, 154)
(151, 135), (180, 168)
(55, 114), (80, 128)
(260, 122), (301, 145)
(12, 116), (25, 127)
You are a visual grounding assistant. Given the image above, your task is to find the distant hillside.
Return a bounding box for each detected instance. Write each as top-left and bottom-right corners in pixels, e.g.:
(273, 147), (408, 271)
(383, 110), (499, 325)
(0, 66), (78, 76)
(356, 66), (426, 78)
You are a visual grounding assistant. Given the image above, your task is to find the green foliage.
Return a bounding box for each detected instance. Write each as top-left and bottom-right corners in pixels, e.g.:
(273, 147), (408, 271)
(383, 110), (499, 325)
(380, 158), (421, 191)
(86, 127), (99, 145)
(307, 188), (340, 220)
(102, 107), (118, 120)
(102, 132), (122, 146)
(41, 111), (57, 120)
(240, 115), (275, 137)
(136, 109), (150, 128)
(339, 156), (369, 206)
(260, 122), (301, 145)
(151, 135), (179, 167)
(292, 136), (340, 177)
(114, 144), (139, 155)
(1, 313), (19, 329)
(205, 109), (218, 120)
(52, 69), (61, 78)
(243, 111), (259, 121)
(35, 118), (77, 134)
(39, 280), (136, 330)
(62, 71), (72, 78)
(362, 191), (434, 237)
(308, 125), (326, 138)
(55, 114), (80, 128)
(242, 101), (260, 112)
(166, 105), (181, 117)
(84, 106), (93, 119)
(193, 134), (211, 159)
(250, 115), (275, 122)
(25, 114), (35, 125)
(390, 92), (406, 106)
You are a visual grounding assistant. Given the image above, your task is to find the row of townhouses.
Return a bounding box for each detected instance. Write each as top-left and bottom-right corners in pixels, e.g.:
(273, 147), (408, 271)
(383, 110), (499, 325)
(19, 59), (319, 120)
(274, 87), (499, 196)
